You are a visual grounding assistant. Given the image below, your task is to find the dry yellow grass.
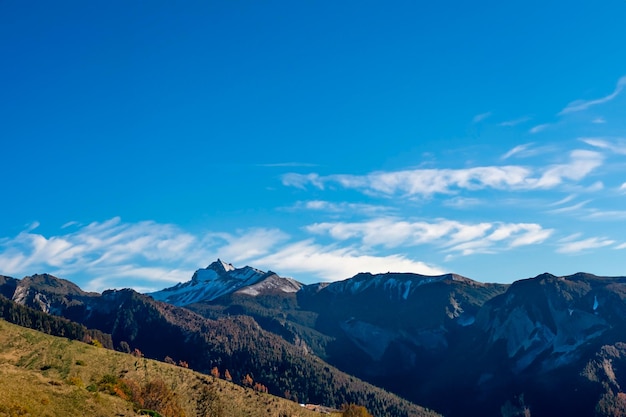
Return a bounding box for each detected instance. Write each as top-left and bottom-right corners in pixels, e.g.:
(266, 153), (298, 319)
(0, 319), (324, 417)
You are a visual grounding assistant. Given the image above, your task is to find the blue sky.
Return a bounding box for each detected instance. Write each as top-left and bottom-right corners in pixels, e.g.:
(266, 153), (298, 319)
(2, 1), (626, 292)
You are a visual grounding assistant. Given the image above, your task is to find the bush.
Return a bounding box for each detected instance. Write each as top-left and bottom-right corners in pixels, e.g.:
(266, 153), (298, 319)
(341, 403), (374, 417)
(196, 385), (224, 417)
(97, 374), (120, 395)
(0, 402), (30, 416)
(138, 410), (163, 417)
(67, 376), (83, 387)
(138, 378), (185, 417)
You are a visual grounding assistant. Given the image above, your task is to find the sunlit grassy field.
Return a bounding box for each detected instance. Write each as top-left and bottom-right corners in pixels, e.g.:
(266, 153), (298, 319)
(0, 318), (322, 417)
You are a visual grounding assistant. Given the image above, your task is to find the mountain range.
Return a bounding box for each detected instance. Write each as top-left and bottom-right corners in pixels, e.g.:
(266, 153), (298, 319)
(3, 261), (626, 416)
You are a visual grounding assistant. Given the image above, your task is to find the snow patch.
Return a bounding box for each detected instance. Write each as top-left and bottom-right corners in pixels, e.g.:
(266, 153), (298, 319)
(402, 281), (412, 300)
(149, 260), (265, 306)
(236, 275), (302, 296)
(329, 273), (447, 301)
(218, 259), (235, 272)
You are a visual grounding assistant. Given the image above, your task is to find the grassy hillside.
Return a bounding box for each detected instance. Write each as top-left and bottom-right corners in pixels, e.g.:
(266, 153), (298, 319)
(0, 318), (324, 417)
(0, 277), (440, 417)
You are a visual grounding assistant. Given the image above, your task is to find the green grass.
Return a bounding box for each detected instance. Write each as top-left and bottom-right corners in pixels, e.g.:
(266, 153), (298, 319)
(0, 318), (324, 417)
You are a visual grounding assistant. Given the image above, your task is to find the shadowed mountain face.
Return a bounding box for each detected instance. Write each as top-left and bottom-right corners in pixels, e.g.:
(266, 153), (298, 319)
(0, 270), (436, 417)
(477, 273), (626, 374)
(294, 272), (508, 384)
(464, 273), (626, 416)
(4, 263), (626, 416)
(166, 263), (626, 416)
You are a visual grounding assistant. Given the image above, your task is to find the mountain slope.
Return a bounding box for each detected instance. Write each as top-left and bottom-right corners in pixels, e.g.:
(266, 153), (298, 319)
(477, 272), (626, 374)
(0, 293), (113, 348)
(0, 273), (439, 417)
(182, 267), (509, 415)
(458, 272), (626, 416)
(2, 273), (98, 319)
(0, 318), (323, 417)
(175, 263), (626, 417)
(7, 263), (626, 416)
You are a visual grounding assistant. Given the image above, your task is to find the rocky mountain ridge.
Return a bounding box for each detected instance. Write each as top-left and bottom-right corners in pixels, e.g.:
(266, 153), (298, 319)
(149, 259), (302, 306)
(0, 269), (435, 417)
(4, 263), (626, 416)
(152, 261), (626, 416)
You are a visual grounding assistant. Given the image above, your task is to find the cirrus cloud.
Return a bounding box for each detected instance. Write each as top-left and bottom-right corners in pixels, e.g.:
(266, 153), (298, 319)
(557, 236), (616, 254)
(0, 217), (448, 291)
(306, 218), (553, 256)
(251, 239), (444, 281)
(282, 150), (604, 197)
(559, 76), (626, 115)
(0, 218), (289, 292)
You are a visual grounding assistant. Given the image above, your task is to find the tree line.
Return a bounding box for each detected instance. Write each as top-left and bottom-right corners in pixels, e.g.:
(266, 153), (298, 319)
(0, 294), (113, 348)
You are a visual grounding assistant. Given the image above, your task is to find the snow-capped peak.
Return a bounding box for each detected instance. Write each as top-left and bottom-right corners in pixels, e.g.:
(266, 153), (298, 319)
(191, 259), (247, 283)
(149, 259), (267, 306)
(212, 259), (235, 273)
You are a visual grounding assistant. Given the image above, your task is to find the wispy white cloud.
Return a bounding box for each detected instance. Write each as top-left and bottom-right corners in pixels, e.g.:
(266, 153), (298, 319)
(592, 117), (607, 124)
(548, 200), (591, 214)
(472, 111), (492, 123)
(0, 217), (450, 290)
(25, 222), (40, 232)
(283, 150), (604, 197)
(529, 123), (550, 134)
(584, 181), (604, 192)
(582, 137), (626, 155)
(501, 143), (532, 160)
(549, 194), (577, 207)
(285, 166), (530, 197)
(559, 233), (582, 243)
(251, 239), (444, 281)
(585, 209), (626, 221)
(557, 236), (615, 254)
(0, 218), (291, 292)
(501, 143), (556, 160)
(499, 116), (531, 127)
(546, 192), (626, 219)
(531, 150), (603, 188)
(291, 200), (391, 215)
(282, 173), (324, 189)
(0, 218), (204, 291)
(442, 197), (482, 208)
(509, 225), (554, 247)
(306, 218), (552, 256)
(559, 76), (626, 115)
(212, 228), (289, 262)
